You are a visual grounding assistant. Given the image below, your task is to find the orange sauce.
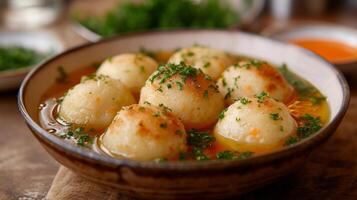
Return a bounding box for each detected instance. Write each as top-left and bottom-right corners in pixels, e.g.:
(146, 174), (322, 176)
(290, 38), (357, 64)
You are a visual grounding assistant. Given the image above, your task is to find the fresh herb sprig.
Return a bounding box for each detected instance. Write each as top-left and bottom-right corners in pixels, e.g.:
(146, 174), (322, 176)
(58, 127), (93, 147)
(186, 129), (215, 161)
(284, 114), (322, 146)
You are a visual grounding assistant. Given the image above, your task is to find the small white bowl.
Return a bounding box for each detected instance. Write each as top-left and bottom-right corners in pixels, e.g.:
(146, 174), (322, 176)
(0, 31), (63, 91)
(262, 23), (357, 74)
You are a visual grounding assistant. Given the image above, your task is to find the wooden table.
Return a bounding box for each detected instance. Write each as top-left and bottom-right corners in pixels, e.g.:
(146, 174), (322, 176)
(0, 1), (356, 199)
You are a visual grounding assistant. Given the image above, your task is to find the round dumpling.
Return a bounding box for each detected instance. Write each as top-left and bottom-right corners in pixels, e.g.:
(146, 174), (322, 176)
(101, 104), (187, 161)
(58, 75), (135, 130)
(217, 60), (294, 105)
(97, 53), (158, 96)
(168, 46), (234, 80)
(214, 95), (296, 152)
(139, 63), (224, 129)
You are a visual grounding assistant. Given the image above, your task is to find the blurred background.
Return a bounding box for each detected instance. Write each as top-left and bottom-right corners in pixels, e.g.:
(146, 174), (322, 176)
(0, 0), (357, 91)
(0, 1), (356, 199)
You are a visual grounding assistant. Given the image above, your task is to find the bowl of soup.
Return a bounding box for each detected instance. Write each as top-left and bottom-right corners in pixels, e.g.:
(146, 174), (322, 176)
(18, 30), (349, 199)
(262, 23), (357, 74)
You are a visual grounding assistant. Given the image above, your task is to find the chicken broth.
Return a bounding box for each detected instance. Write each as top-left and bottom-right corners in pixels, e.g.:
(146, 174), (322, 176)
(39, 49), (329, 162)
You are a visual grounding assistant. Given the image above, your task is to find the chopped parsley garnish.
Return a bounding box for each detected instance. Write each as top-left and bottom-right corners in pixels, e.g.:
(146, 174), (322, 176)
(239, 97), (251, 105)
(284, 114), (322, 146)
(176, 81), (184, 90)
(192, 148), (210, 161)
(216, 151), (253, 160)
(224, 87), (233, 100)
(186, 129), (216, 161)
(218, 108), (228, 120)
(150, 63), (199, 84)
(297, 114), (322, 138)
(310, 96), (326, 105)
(159, 122), (168, 129)
(203, 62), (211, 68)
(284, 136), (299, 146)
(221, 78), (227, 87)
(187, 129), (215, 149)
(255, 91), (268, 103)
(278, 64), (316, 96)
(233, 76), (240, 87)
(143, 101), (151, 105)
(270, 113), (282, 121)
(186, 51), (195, 57)
(235, 59), (266, 69)
(203, 90), (209, 98)
(58, 127), (93, 147)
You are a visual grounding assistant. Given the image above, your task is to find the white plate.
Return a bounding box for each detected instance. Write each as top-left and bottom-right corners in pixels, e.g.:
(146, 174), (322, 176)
(0, 31), (64, 91)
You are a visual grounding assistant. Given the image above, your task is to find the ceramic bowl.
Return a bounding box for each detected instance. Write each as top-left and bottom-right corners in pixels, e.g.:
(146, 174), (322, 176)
(0, 31), (63, 91)
(262, 23), (357, 74)
(18, 30), (349, 199)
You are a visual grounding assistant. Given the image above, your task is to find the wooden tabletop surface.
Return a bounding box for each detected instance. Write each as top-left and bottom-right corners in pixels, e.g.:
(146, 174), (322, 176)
(0, 1), (356, 199)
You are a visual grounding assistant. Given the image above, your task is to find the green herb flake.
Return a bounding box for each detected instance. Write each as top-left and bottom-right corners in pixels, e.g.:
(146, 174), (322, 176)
(297, 114), (322, 138)
(187, 129), (215, 149)
(203, 62), (211, 68)
(218, 108), (228, 120)
(222, 78), (227, 87)
(310, 96), (326, 105)
(239, 97), (251, 105)
(203, 90), (209, 98)
(270, 113), (282, 121)
(216, 151), (253, 160)
(58, 127), (93, 147)
(176, 81), (183, 90)
(159, 122), (168, 129)
(224, 87), (233, 100)
(278, 64), (316, 96)
(143, 101), (151, 105)
(187, 129), (216, 161)
(284, 136), (299, 146)
(255, 91), (268, 103)
(284, 114), (322, 146)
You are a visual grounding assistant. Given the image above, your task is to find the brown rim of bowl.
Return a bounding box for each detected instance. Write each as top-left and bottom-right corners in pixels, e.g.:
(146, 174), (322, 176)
(17, 29), (350, 171)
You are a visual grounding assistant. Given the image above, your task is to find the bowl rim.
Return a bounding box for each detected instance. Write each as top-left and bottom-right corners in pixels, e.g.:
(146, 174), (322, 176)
(18, 29), (350, 171)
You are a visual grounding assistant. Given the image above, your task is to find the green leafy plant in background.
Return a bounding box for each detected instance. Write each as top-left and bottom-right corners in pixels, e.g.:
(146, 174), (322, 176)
(75, 0), (240, 37)
(0, 46), (48, 72)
